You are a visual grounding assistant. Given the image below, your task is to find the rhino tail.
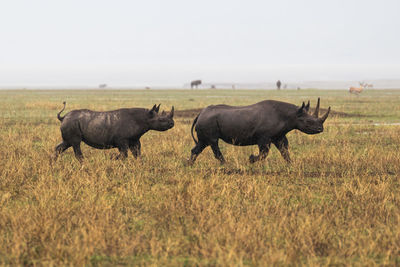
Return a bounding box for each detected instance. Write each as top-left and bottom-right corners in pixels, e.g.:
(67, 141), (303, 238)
(57, 101), (66, 122)
(191, 113), (200, 145)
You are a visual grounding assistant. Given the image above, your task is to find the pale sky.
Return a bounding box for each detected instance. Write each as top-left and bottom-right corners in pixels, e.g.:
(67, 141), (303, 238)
(0, 0), (399, 87)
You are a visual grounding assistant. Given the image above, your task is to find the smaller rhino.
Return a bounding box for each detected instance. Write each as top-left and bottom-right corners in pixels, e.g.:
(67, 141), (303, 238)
(53, 102), (174, 161)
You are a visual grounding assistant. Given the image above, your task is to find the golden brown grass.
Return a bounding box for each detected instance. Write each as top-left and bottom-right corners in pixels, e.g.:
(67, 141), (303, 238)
(1, 89), (400, 265)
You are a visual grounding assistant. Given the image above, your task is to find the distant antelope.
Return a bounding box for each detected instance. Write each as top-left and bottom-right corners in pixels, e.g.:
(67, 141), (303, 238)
(349, 82), (367, 94)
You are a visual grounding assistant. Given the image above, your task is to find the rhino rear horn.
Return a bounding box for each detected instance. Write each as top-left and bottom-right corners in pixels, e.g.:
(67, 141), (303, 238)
(313, 98), (320, 118)
(320, 106), (331, 123)
(169, 106), (174, 118)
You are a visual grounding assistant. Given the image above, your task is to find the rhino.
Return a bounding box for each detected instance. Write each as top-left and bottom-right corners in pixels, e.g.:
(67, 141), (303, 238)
(53, 102), (174, 161)
(189, 98), (330, 164)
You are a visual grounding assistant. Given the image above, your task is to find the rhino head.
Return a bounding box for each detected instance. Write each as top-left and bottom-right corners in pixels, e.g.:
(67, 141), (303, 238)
(147, 104), (175, 131)
(295, 98), (330, 134)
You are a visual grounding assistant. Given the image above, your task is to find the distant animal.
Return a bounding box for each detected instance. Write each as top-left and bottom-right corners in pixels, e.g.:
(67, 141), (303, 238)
(191, 80), (202, 89)
(349, 82), (367, 94)
(349, 86), (363, 94)
(276, 80), (281, 90)
(53, 102), (174, 162)
(188, 98), (330, 164)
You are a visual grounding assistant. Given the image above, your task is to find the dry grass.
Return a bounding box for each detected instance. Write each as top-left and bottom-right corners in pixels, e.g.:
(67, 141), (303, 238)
(1, 89), (400, 266)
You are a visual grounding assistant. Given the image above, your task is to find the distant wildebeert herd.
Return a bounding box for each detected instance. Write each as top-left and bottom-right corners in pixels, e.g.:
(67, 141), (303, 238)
(53, 98), (330, 165)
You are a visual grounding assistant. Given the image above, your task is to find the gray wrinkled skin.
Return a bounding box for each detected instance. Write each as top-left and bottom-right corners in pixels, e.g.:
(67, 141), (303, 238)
(189, 98), (330, 164)
(53, 103), (174, 162)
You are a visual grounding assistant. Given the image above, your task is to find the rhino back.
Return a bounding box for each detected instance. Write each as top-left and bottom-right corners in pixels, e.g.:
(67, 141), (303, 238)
(61, 108), (148, 147)
(196, 101), (296, 145)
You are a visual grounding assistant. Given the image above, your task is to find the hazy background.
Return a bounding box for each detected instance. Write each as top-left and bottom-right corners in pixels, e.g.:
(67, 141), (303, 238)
(0, 0), (399, 89)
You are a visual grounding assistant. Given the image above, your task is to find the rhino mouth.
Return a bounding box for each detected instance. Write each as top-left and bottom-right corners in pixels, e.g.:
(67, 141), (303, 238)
(159, 122), (174, 131)
(312, 128), (323, 134)
(303, 126), (323, 134)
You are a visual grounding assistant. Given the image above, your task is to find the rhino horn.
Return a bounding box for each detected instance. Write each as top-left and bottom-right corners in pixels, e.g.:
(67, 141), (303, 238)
(313, 98), (320, 118)
(169, 106), (174, 118)
(320, 106), (330, 123)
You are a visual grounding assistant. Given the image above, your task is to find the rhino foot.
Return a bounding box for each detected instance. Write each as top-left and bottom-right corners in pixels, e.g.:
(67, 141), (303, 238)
(249, 154), (257, 164)
(185, 158), (195, 166)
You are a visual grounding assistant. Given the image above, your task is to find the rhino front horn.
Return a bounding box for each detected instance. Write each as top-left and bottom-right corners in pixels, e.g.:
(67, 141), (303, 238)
(320, 106), (330, 123)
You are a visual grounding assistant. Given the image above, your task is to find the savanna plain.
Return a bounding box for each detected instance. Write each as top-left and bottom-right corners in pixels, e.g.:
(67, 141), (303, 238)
(1, 89), (400, 266)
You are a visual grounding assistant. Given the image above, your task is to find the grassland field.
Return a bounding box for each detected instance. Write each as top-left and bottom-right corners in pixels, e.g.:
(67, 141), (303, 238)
(0, 89), (400, 266)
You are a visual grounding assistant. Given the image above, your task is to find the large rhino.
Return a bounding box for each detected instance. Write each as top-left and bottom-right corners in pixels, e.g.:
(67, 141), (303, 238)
(189, 98), (330, 164)
(53, 102), (174, 161)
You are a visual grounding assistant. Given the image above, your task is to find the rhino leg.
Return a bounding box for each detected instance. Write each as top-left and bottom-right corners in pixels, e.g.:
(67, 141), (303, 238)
(72, 143), (83, 162)
(61, 127), (84, 162)
(53, 141), (71, 161)
(188, 141), (208, 164)
(273, 136), (291, 163)
(211, 141), (225, 164)
(116, 141), (129, 159)
(249, 142), (271, 163)
(129, 140), (141, 158)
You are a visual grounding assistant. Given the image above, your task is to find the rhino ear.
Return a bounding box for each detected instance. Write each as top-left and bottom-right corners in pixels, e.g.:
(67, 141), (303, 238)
(149, 104), (157, 117)
(305, 100), (310, 112)
(169, 106), (174, 118)
(155, 104), (161, 113)
(297, 102), (305, 115)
